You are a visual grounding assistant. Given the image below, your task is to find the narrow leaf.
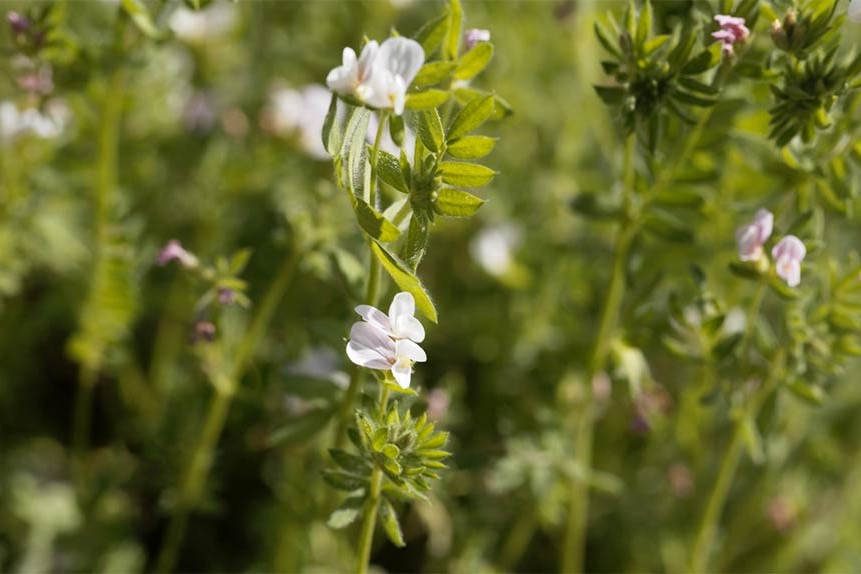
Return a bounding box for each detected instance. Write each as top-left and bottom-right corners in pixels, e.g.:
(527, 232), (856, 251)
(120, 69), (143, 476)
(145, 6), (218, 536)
(447, 95), (495, 141)
(371, 241), (438, 322)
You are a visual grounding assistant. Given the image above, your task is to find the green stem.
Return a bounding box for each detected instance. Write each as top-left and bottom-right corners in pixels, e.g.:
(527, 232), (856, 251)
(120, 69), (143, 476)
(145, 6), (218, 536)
(155, 386), (233, 573)
(355, 386), (390, 574)
(499, 506), (538, 571)
(72, 21), (127, 493)
(155, 245), (300, 573)
(688, 351), (785, 574)
(562, 136), (637, 573)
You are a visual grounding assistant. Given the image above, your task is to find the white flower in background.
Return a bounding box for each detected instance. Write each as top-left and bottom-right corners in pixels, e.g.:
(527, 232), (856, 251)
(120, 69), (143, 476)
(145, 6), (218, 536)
(346, 292), (427, 388)
(850, 0), (861, 23)
(267, 84), (331, 159)
(326, 37), (425, 115)
(0, 100), (68, 143)
(463, 28), (491, 51)
(735, 208), (773, 261)
(772, 235), (806, 287)
(169, 4), (236, 43)
(470, 224), (521, 276)
(355, 292), (425, 343)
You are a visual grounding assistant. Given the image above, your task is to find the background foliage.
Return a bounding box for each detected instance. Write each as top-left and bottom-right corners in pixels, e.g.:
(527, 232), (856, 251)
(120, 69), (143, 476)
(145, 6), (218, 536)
(4, 0), (861, 572)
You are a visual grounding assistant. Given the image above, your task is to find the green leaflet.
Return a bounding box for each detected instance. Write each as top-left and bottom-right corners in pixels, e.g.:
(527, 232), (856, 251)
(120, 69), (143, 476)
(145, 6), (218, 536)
(370, 241), (438, 323)
(434, 188), (485, 217)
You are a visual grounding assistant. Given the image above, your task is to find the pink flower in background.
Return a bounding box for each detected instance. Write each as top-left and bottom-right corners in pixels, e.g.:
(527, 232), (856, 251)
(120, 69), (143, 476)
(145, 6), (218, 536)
(712, 14), (750, 55)
(157, 240), (199, 269)
(735, 209), (773, 261)
(463, 28), (491, 51)
(772, 235), (806, 287)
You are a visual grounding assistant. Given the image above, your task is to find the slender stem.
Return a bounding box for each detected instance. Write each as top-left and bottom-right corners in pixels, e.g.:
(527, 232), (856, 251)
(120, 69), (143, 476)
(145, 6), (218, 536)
(72, 22), (127, 493)
(230, 246), (302, 380)
(499, 506), (538, 571)
(155, 387), (233, 573)
(355, 386), (390, 574)
(155, 245), (300, 573)
(689, 351), (785, 573)
(562, 135), (636, 573)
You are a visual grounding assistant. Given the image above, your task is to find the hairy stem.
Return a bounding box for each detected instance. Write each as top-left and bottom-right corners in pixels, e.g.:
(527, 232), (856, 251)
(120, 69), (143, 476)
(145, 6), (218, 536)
(689, 351), (785, 573)
(356, 386), (390, 574)
(562, 135), (636, 573)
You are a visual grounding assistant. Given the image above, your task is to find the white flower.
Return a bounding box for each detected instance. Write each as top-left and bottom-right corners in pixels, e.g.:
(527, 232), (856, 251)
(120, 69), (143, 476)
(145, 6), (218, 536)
(346, 292), (427, 388)
(470, 224), (521, 276)
(772, 235), (806, 287)
(267, 84), (331, 159)
(326, 37), (425, 116)
(735, 208), (773, 261)
(346, 322), (427, 388)
(355, 292), (425, 343)
(850, 0), (861, 23)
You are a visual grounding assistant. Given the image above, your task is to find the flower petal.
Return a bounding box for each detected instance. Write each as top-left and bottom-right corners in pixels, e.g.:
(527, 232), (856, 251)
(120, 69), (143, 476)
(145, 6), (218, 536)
(346, 340), (392, 370)
(355, 304), (392, 334)
(388, 292), (415, 322)
(391, 361), (412, 388)
(378, 37), (425, 87)
(396, 339), (427, 363)
(393, 315), (425, 343)
(349, 322), (396, 360)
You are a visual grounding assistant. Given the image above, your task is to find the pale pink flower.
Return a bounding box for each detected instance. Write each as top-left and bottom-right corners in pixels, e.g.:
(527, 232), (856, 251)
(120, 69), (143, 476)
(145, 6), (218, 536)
(346, 292), (427, 388)
(735, 209), (773, 261)
(712, 14), (750, 56)
(157, 240), (199, 269)
(346, 322), (427, 388)
(463, 29), (491, 51)
(772, 235), (806, 287)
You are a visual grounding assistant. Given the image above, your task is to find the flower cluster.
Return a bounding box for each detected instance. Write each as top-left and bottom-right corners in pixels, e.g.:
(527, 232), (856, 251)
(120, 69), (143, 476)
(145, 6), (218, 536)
(326, 37), (425, 116)
(712, 14), (750, 56)
(346, 292), (427, 388)
(735, 209), (806, 287)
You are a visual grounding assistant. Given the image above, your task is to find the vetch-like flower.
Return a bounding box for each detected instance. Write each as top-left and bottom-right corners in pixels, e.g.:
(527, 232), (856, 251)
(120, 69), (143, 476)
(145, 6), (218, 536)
(326, 37), (424, 115)
(735, 209), (773, 261)
(464, 28), (491, 51)
(712, 14), (750, 56)
(346, 322), (427, 388)
(355, 291), (425, 343)
(772, 235), (806, 287)
(157, 240), (199, 269)
(850, 0), (861, 24)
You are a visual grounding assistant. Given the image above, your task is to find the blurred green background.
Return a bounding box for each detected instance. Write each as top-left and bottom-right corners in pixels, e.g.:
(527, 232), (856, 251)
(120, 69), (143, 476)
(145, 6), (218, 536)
(3, 1), (861, 572)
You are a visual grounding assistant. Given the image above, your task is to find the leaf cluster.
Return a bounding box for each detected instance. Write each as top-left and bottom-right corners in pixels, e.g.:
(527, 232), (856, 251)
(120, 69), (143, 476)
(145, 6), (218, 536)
(593, 0), (724, 150)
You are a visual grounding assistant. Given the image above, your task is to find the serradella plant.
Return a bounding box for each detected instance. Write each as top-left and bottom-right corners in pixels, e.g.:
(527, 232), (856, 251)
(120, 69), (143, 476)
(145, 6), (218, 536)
(320, 0), (506, 571)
